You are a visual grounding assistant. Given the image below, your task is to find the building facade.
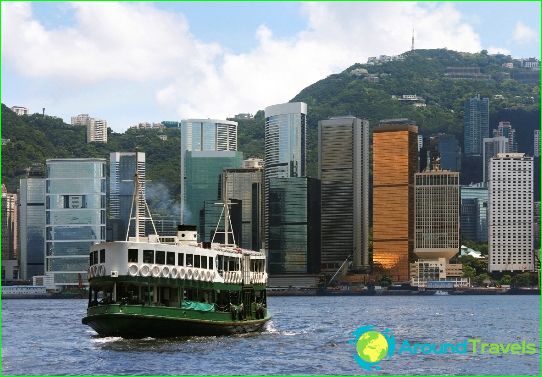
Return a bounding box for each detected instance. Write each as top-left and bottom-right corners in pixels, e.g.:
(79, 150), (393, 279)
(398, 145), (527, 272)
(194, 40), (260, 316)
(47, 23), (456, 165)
(184, 150), (243, 237)
(414, 170), (460, 260)
(463, 95), (489, 156)
(87, 119), (108, 143)
(180, 119), (238, 224)
(267, 177), (320, 274)
(45, 158), (106, 287)
(19, 165), (46, 280)
(488, 153), (533, 272)
(373, 119), (418, 282)
(482, 136), (508, 184)
(534, 130), (540, 158)
(318, 116), (369, 272)
(460, 183), (488, 243)
(109, 152), (146, 240)
(493, 121), (517, 152)
(222, 167), (264, 250)
(11, 106), (28, 116)
(2, 184), (18, 261)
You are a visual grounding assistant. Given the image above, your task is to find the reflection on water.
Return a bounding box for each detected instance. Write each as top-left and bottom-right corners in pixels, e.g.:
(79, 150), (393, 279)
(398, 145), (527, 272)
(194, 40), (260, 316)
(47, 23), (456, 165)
(2, 296), (540, 375)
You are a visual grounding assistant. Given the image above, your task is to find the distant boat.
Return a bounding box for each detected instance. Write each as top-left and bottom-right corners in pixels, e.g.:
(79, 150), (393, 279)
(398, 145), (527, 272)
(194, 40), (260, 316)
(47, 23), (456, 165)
(434, 290), (449, 296)
(82, 172), (270, 338)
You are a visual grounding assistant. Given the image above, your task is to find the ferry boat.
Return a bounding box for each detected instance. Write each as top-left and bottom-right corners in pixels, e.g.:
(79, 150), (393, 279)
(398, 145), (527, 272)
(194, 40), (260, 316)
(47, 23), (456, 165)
(82, 173), (270, 338)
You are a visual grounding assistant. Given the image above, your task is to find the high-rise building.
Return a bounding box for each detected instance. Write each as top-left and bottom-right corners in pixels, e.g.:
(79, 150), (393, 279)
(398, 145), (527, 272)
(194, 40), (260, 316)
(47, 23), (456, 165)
(264, 102), (307, 253)
(482, 136), (508, 184)
(19, 164), (46, 280)
(464, 95), (489, 156)
(267, 177), (320, 274)
(45, 158), (106, 288)
(184, 150), (243, 237)
(433, 134), (461, 172)
(488, 153), (533, 272)
(222, 166), (264, 250)
(87, 119), (108, 143)
(318, 116), (369, 272)
(2, 184), (18, 261)
(373, 119), (418, 282)
(493, 121), (517, 153)
(180, 119), (238, 224)
(71, 114), (91, 126)
(460, 183), (488, 243)
(534, 130), (540, 158)
(414, 170), (460, 259)
(109, 152), (146, 240)
(534, 202), (540, 255)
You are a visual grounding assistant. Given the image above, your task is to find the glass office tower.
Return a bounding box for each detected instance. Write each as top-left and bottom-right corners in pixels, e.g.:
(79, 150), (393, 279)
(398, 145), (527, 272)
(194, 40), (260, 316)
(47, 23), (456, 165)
(267, 177), (320, 274)
(184, 151), (243, 236)
(45, 158), (106, 288)
(180, 119), (238, 224)
(460, 183), (488, 242)
(464, 94), (489, 156)
(19, 164), (46, 279)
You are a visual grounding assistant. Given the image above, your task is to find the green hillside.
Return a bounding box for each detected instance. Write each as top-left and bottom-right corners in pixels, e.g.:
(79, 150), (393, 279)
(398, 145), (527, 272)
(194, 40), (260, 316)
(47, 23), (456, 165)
(2, 49), (539, 197)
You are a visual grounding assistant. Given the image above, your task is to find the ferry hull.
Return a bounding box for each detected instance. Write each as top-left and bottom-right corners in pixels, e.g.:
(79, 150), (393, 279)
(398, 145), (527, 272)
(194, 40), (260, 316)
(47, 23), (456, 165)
(82, 305), (270, 338)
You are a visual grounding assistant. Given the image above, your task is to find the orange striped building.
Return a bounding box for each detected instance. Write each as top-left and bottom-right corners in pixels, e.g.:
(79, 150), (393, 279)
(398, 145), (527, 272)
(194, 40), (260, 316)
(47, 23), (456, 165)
(372, 120), (418, 283)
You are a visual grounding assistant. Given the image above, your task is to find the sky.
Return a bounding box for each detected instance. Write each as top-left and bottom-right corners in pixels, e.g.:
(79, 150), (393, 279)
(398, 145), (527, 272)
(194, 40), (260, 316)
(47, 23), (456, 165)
(2, 1), (540, 132)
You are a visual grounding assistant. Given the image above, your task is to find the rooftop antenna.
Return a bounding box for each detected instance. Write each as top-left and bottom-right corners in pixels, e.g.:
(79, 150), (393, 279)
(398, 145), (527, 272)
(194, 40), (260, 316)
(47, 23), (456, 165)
(411, 28), (415, 51)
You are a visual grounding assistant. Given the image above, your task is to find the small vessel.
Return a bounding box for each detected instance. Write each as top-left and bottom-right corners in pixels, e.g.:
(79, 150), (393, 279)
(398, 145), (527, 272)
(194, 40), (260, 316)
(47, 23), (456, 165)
(434, 290), (449, 296)
(82, 173), (270, 338)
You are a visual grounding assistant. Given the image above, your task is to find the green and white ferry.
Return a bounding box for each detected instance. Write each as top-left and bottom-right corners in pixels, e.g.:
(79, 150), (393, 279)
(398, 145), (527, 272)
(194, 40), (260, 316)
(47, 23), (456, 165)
(82, 174), (270, 338)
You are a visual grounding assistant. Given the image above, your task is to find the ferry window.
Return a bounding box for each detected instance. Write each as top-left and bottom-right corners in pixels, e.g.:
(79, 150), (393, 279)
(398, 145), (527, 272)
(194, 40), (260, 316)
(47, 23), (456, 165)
(208, 257), (214, 270)
(177, 253), (184, 266)
(228, 259), (235, 271)
(143, 250), (154, 264)
(99, 249), (106, 264)
(186, 254), (193, 266)
(92, 250), (98, 265)
(128, 249), (138, 263)
(201, 256), (207, 269)
(194, 255), (201, 268)
(89, 252), (94, 265)
(218, 255), (223, 270)
(166, 252), (175, 266)
(156, 250), (165, 265)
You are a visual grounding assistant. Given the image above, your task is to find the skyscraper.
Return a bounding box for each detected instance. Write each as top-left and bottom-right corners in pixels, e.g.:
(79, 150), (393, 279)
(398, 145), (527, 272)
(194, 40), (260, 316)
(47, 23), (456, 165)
(318, 116), (369, 272)
(414, 170), (460, 259)
(222, 165), (264, 250)
(534, 129), (540, 158)
(2, 184), (18, 262)
(109, 152), (146, 240)
(184, 150), (243, 238)
(264, 102), (307, 254)
(373, 119), (418, 282)
(19, 164), (46, 280)
(267, 177), (320, 274)
(87, 119), (108, 143)
(45, 158), (106, 288)
(464, 95), (489, 156)
(460, 183), (488, 243)
(488, 153), (533, 272)
(493, 121), (517, 152)
(482, 136), (508, 184)
(180, 119), (238, 224)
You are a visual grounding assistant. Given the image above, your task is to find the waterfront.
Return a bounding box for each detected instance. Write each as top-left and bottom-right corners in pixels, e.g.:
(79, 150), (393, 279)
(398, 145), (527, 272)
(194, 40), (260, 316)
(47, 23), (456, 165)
(2, 296), (540, 375)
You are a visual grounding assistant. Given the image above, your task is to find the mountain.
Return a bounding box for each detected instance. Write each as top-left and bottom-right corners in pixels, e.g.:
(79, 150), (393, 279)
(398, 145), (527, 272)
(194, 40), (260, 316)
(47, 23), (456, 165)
(2, 49), (539, 196)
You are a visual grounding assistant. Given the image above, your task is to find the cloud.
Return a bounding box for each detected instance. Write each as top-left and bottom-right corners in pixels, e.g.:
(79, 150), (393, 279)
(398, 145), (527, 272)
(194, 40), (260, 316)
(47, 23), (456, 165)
(512, 21), (538, 44)
(3, 2), (483, 131)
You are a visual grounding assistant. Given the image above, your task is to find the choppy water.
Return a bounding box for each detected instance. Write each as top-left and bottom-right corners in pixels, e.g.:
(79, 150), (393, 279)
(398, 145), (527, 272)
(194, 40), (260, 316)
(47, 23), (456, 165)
(2, 296), (540, 375)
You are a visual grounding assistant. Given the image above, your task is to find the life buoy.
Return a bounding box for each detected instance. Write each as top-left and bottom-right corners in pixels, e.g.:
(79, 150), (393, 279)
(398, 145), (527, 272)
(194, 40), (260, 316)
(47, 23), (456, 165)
(139, 264), (151, 277)
(171, 267), (178, 279)
(179, 268), (186, 279)
(152, 265), (161, 277)
(88, 266), (93, 279)
(193, 269), (199, 280)
(186, 268), (193, 280)
(206, 271), (211, 281)
(99, 265), (106, 277)
(128, 263), (139, 277)
(161, 266), (170, 278)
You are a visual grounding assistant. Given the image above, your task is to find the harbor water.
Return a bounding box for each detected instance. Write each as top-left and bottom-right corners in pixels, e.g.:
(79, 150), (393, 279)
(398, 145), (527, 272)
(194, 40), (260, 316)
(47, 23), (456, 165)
(2, 295), (540, 375)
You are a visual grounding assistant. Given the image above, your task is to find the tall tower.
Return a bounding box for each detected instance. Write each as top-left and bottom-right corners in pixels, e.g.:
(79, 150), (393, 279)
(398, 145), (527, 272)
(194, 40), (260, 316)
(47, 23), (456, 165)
(488, 153), (533, 272)
(411, 29), (415, 51)
(318, 116), (370, 272)
(372, 119), (418, 282)
(180, 119), (238, 224)
(464, 94), (489, 156)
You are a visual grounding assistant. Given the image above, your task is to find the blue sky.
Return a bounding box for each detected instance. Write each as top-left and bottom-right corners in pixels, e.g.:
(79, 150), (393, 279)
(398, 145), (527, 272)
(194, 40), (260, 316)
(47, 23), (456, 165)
(3, 1), (540, 131)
